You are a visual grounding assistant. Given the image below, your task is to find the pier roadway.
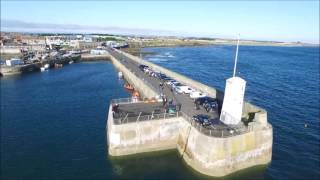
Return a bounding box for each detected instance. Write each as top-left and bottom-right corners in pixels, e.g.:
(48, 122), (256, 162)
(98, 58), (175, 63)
(107, 48), (220, 123)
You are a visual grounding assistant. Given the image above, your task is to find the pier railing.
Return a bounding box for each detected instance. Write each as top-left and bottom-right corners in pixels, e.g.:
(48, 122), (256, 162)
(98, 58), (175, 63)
(181, 112), (253, 138)
(111, 98), (141, 105)
(112, 109), (252, 137)
(113, 111), (182, 125)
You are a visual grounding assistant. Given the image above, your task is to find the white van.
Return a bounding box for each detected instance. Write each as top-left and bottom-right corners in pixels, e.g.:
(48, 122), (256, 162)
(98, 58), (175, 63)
(178, 86), (194, 94)
(190, 91), (207, 99)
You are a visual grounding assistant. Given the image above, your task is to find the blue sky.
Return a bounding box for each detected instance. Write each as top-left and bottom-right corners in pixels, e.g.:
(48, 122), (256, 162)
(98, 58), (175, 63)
(1, 1), (319, 43)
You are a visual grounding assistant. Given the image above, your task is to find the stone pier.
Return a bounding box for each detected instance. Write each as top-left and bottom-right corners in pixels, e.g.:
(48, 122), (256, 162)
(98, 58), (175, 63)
(107, 48), (273, 177)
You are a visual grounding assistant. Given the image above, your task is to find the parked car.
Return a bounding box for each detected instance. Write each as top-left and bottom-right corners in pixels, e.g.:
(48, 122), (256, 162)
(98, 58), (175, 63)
(203, 100), (218, 112)
(194, 97), (218, 111)
(139, 64), (148, 71)
(174, 86), (184, 94)
(163, 77), (172, 82)
(192, 114), (210, 125)
(171, 82), (184, 89)
(144, 68), (151, 73)
(153, 72), (159, 77)
(190, 91), (207, 99)
(194, 97), (217, 106)
(202, 118), (212, 126)
(159, 74), (168, 80)
(166, 80), (176, 85)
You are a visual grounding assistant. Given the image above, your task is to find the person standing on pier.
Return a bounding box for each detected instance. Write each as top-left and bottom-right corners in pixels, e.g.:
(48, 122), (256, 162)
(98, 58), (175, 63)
(159, 82), (165, 95)
(162, 96), (167, 107)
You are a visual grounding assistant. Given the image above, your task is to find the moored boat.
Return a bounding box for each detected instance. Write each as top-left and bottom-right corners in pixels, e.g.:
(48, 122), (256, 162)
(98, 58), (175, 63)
(132, 90), (140, 97)
(118, 71), (123, 78)
(44, 64), (50, 69)
(54, 63), (63, 68)
(124, 83), (134, 91)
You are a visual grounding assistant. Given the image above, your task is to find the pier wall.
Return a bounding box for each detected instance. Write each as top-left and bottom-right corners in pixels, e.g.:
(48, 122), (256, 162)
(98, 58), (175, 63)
(109, 55), (159, 98)
(177, 120), (272, 177)
(81, 53), (111, 61)
(107, 104), (273, 177)
(107, 105), (183, 156)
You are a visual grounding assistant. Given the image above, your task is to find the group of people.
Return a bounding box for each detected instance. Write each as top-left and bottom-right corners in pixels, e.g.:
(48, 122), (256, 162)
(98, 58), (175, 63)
(159, 81), (182, 111)
(161, 94), (182, 112)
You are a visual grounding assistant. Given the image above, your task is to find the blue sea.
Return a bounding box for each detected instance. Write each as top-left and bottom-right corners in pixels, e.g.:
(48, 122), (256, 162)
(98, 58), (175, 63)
(1, 45), (319, 179)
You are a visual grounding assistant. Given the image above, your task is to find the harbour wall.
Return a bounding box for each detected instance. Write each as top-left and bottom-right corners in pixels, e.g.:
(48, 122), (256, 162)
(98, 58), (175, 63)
(107, 105), (182, 156)
(81, 53), (111, 61)
(177, 119), (272, 177)
(0, 63), (42, 76)
(109, 55), (159, 99)
(107, 104), (273, 177)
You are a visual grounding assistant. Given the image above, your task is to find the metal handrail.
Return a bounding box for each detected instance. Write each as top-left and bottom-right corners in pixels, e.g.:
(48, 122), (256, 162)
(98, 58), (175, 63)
(111, 97), (141, 105)
(113, 111), (181, 125)
(180, 111), (252, 138)
(113, 110), (251, 138)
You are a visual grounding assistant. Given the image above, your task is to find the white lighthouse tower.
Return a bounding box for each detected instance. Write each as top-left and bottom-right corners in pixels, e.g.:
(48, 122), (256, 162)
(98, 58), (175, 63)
(220, 36), (246, 125)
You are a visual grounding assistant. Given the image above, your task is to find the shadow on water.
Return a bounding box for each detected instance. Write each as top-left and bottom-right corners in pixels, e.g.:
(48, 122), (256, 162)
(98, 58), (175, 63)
(108, 149), (269, 180)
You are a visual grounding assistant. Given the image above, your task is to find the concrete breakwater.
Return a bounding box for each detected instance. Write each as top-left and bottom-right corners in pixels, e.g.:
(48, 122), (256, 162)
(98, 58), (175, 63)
(0, 63), (42, 76)
(1, 53), (112, 76)
(107, 49), (273, 177)
(0, 55), (81, 76)
(81, 53), (111, 61)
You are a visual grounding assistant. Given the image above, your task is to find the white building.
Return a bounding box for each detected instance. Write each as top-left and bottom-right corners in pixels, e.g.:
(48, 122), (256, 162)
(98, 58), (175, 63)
(106, 41), (117, 47)
(83, 35), (93, 43)
(69, 40), (80, 48)
(45, 37), (63, 46)
(76, 35), (83, 39)
(5, 58), (23, 66)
